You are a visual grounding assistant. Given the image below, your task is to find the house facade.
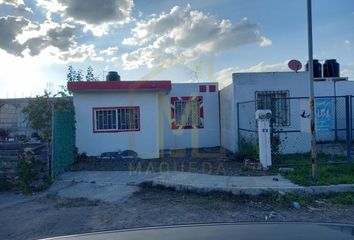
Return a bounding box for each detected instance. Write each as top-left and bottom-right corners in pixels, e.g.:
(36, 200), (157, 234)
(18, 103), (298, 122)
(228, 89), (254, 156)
(220, 71), (354, 154)
(68, 80), (220, 158)
(68, 70), (353, 158)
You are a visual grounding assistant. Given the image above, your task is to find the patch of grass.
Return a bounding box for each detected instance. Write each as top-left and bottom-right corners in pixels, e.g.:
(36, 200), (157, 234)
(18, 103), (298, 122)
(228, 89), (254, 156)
(267, 192), (316, 206)
(274, 153), (346, 166)
(280, 163), (354, 186)
(17, 159), (39, 186)
(0, 177), (11, 191)
(327, 192), (354, 205)
(139, 182), (354, 207)
(268, 192), (354, 206)
(234, 138), (259, 162)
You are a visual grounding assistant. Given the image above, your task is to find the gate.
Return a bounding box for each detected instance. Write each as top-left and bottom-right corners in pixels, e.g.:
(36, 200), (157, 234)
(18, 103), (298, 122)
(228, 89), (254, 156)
(51, 109), (75, 177)
(237, 96), (353, 166)
(237, 101), (259, 160)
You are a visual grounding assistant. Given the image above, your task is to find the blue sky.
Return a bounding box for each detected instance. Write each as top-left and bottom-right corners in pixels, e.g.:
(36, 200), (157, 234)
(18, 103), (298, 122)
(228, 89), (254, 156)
(0, 0), (353, 98)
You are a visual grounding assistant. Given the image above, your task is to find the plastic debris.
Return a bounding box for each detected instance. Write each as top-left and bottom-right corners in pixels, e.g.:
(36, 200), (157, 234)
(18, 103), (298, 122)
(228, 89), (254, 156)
(292, 201), (301, 209)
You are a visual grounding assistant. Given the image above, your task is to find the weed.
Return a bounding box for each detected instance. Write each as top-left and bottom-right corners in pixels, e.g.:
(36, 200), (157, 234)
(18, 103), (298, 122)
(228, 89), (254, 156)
(280, 163), (354, 186)
(327, 192), (354, 205)
(0, 176), (11, 191)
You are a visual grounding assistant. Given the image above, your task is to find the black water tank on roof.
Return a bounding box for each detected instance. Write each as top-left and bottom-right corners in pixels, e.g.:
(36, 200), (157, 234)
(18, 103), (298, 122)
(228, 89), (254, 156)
(323, 59), (340, 78)
(305, 59), (322, 78)
(106, 71), (120, 81)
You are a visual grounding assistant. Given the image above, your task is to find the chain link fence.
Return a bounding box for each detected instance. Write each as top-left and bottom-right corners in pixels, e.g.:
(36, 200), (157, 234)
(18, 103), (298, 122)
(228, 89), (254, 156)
(237, 101), (259, 160)
(237, 96), (353, 166)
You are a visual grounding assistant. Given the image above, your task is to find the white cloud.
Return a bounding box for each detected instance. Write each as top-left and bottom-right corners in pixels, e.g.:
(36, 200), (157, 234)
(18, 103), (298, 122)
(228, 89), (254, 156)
(100, 46), (119, 56)
(216, 60), (289, 87)
(122, 5), (271, 70)
(36, 0), (134, 36)
(259, 36), (272, 47)
(0, 16), (105, 62)
(341, 64), (354, 79)
(345, 39), (350, 45)
(122, 5), (190, 46)
(0, 0), (32, 12)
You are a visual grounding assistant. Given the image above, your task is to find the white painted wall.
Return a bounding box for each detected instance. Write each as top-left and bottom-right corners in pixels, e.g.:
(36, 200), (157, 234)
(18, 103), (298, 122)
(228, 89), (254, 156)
(158, 83), (220, 150)
(219, 83), (235, 152)
(74, 91), (159, 158)
(222, 71), (354, 155)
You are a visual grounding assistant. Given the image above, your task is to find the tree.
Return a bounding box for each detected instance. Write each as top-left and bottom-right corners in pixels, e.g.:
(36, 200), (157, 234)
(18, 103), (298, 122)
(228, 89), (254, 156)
(85, 66), (95, 81)
(22, 91), (74, 141)
(66, 65), (77, 81)
(22, 91), (52, 140)
(76, 69), (83, 81)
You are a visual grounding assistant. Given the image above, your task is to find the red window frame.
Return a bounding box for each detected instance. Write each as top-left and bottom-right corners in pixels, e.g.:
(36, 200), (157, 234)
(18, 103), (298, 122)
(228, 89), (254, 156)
(170, 96), (204, 130)
(199, 85), (207, 92)
(92, 106), (140, 133)
(208, 85), (216, 92)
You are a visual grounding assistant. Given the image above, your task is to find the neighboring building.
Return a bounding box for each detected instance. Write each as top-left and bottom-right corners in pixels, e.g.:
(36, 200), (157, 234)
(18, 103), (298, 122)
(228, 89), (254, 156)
(220, 71), (354, 154)
(68, 80), (220, 158)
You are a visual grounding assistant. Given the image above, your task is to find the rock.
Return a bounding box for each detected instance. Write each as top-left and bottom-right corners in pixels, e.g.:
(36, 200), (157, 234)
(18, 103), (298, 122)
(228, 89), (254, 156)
(315, 200), (326, 205)
(278, 167), (294, 172)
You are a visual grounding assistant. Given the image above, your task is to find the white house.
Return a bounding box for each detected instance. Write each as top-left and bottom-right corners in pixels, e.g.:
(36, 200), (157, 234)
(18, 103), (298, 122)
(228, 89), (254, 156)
(68, 68), (353, 159)
(220, 71), (354, 154)
(67, 79), (220, 158)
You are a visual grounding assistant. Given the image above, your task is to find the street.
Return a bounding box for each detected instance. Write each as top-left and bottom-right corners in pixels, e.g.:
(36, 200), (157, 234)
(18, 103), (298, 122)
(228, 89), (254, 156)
(1, 186), (353, 240)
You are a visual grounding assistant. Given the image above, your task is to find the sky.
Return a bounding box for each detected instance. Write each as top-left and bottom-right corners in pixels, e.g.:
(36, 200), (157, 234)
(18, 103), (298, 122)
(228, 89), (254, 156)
(0, 0), (353, 98)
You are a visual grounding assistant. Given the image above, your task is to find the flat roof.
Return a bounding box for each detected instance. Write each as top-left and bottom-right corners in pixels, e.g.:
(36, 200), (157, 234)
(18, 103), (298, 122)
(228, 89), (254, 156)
(67, 80), (172, 92)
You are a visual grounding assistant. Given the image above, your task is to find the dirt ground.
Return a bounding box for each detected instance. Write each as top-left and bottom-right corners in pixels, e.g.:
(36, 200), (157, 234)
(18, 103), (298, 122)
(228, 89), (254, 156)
(69, 155), (274, 176)
(1, 187), (353, 240)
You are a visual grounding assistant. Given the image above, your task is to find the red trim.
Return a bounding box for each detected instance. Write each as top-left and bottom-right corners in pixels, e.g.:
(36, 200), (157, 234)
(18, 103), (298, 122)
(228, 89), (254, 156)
(68, 80), (171, 92)
(181, 96), (192, 101)
(92, 106), (140, 133)
(199, 85), (206, 92)
(170, 97), (178, 105)
(170, 96), (204, 130)
(200, 106), (204, 118)
(208, 85), (216, 92)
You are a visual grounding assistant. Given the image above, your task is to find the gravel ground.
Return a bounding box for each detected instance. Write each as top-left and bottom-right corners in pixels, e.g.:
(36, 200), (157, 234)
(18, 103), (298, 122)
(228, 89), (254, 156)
(0, 187), (353, 240)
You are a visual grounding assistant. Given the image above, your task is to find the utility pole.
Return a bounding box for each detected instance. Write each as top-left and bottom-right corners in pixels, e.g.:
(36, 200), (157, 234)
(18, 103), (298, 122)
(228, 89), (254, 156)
(307, 0), (318, 181)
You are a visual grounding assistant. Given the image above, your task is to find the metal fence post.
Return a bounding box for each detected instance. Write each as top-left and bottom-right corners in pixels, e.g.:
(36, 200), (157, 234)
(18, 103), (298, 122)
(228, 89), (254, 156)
(50, 104), (54, 178)
(345, 96), (352, 162)
(237, 102), (240, 153)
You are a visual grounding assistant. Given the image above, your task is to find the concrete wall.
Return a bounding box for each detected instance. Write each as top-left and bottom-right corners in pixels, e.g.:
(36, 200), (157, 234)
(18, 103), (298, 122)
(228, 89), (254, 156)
(219, 83), (236, 152)
(158, 83), (220, 150)
(74, 91), (160, 158)
(223, 71), (354, 155)
(0, 98), (32, 137)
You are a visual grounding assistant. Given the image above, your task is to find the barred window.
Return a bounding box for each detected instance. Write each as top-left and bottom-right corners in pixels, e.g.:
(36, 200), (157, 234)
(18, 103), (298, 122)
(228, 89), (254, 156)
(95, 109), (116, 130)
(93, 107), (140, 132)
(256, 91), (290, 127)
(174, 99), (202, 127)
(117, 108), (139, 131)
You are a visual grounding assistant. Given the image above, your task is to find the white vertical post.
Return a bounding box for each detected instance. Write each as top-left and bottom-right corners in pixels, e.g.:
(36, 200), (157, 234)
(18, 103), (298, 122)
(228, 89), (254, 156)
(255, 110), (272, 169)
